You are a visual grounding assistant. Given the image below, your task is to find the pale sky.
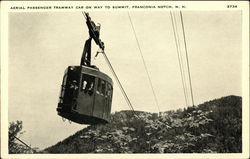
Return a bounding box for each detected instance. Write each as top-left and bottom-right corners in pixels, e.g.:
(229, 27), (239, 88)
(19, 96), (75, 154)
(8, 11), (242, 149)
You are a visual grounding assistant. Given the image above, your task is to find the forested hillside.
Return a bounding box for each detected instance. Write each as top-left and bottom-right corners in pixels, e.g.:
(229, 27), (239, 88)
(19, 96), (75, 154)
(45, 95), (241, 153)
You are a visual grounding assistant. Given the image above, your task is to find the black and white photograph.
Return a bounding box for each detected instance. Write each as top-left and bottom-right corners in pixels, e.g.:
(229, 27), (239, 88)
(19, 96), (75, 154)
(1, 1), (249, 158)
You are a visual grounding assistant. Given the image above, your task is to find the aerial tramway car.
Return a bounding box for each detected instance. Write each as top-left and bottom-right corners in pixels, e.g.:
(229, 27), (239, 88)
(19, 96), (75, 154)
(57, 12), (113, 125)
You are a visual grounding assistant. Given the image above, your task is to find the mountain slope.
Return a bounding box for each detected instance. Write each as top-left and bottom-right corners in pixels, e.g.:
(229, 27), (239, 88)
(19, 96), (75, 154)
(44, 95), (242, 153)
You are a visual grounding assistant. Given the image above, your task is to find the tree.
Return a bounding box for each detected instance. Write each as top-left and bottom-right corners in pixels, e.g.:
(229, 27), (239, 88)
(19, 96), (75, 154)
(9, 120), (34, 154)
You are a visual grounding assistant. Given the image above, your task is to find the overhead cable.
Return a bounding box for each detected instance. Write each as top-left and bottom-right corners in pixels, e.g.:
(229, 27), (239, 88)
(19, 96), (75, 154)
(180, 11), (195, 106)
(9, 133), (36, 153)
(128, 12), (161, 114)
(101, 51), (137, 114)
(170, 11), (189, 106)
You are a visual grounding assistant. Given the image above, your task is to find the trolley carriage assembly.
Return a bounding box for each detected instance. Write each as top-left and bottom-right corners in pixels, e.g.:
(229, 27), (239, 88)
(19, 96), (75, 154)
(57, 12), (113, 125)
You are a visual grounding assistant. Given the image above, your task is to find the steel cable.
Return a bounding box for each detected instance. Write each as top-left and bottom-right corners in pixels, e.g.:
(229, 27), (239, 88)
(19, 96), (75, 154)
(102, 51), (136, 114)
(170, 11), (189, 106)
(180, 11), (195, 106)
(128, 12), (161, 114)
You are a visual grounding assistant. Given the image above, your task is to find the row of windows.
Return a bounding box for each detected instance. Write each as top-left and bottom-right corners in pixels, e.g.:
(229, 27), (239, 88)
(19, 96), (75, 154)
(97, 79), (112, 97)
(81, 74), (112, 97)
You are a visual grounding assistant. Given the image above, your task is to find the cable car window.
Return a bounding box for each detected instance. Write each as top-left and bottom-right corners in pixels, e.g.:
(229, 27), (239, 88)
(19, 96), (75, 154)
(82, 81), (87, 90)
(88, 82), (94, 95)
(59, 73), (68, 104)
(107, 83), (112, 97)
(97, 78), (106, 96)
(101, 80), (106, 95)
(82, 74), (95, 96)
(63, 74), (67, 87)
(70, 80), (78, 90)
(97, 78), (101, 94)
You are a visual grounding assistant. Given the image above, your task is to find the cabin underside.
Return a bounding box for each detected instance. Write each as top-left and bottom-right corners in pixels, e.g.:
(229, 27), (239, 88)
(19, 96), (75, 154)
(57, 107), (108, 125)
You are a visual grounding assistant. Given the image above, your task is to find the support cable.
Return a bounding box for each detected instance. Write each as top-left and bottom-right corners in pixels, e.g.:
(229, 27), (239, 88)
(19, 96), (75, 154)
(180, 11), (195, 106)
(128, 12), (161, 114)
(9, 133), (36, 153)
(82, 12), (140, 118)
(173, 12), (190, 106)
(101, 51), (136, 114)
(170, 11), (188, 106)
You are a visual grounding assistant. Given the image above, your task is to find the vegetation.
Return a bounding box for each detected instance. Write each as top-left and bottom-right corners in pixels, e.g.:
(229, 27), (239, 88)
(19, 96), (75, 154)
(45, 95), (242, 153)
(9, 121), (37, 153)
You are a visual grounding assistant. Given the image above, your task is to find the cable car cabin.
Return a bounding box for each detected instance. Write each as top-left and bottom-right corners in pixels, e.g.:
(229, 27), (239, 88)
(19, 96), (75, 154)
(57, 65), (113, 125)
